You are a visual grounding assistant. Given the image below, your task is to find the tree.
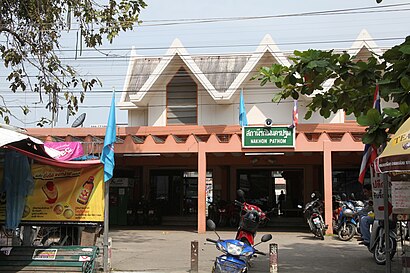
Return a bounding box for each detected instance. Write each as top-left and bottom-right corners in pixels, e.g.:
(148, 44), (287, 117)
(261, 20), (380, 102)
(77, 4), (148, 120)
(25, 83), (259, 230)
(254, 36), (410, 147)
(0, 0), (147, 126)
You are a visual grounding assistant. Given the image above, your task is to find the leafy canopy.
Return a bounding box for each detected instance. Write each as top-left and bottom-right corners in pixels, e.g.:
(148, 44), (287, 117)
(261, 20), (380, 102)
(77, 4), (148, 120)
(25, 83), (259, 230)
(0, 0), (147, 126)
(254, 36), (410, 147)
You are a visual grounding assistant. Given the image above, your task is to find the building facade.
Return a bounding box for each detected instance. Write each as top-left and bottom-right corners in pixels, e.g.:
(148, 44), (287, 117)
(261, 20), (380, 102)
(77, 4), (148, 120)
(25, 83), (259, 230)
(27, 30), (385, 233)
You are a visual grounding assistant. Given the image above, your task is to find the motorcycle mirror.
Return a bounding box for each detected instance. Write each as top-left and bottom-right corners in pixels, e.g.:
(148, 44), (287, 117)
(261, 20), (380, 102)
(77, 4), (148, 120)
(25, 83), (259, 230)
(261, 234), (272, 242)
(297, 205), (303, 209)
(237, 189), (245, 198)
(207, 219), (221, 240)
(207, 219), (216, 231)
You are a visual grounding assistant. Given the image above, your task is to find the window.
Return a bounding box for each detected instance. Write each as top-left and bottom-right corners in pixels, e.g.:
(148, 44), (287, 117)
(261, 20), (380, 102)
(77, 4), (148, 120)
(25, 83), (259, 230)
(167, 67), (197, 125)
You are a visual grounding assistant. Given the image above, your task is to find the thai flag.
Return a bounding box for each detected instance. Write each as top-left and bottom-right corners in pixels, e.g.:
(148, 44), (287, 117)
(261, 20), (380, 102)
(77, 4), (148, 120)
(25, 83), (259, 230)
(358, 85), (380, 184)
(293, 100), (298, 127)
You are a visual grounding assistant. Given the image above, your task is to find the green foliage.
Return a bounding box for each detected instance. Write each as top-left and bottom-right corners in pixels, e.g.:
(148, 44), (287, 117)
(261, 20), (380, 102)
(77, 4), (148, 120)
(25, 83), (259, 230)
(255, 36), (410, 147)
(0, 0), (147, 126)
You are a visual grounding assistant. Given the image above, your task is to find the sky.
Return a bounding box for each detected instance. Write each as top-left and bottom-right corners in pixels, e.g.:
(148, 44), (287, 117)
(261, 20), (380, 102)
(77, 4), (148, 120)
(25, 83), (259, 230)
(1, 0), (410, 128)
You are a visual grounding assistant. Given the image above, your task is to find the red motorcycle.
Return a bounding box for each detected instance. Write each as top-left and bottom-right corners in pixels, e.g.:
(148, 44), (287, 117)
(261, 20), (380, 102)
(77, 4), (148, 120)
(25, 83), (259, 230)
(234, 189), (273, 245)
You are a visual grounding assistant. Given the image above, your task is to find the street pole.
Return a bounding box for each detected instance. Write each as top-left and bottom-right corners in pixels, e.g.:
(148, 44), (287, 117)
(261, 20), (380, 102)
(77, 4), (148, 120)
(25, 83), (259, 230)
(103, 179), (110, 272)
(382, 173), (391, 273)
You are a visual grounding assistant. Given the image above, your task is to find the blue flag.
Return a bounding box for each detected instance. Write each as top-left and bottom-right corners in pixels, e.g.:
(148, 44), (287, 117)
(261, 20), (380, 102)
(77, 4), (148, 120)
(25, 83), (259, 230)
(101, 91), (116, 182)
(239, 89), (248, 126)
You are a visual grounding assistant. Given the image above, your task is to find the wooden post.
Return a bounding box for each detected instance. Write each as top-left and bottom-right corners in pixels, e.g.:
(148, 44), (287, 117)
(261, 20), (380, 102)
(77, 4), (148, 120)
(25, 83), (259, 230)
(269, 243), (278, 273)
(191, 240), (199, 272)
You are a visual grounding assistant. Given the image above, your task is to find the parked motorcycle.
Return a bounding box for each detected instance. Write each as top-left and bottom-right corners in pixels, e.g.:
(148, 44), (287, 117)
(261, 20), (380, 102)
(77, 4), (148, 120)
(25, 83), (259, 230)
(135, 198), (162, 225)
(396, 220), (409, 241)
(206, 219), (272, 273)
(368, 219), (397, 265)
(302, 193), (327, 240)
(234, 189), (274, 245)
(335, 201), (357, 241)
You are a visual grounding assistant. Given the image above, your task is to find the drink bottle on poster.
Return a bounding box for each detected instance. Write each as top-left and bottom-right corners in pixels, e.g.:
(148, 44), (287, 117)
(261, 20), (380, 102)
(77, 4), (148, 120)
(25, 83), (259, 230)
(77, 176), (95, 205)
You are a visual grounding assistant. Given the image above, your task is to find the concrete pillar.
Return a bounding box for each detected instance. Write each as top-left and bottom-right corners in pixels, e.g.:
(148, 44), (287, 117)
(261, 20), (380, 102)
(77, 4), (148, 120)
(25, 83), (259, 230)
(323, 140), (333, 234)
(197, 142), (207, 234)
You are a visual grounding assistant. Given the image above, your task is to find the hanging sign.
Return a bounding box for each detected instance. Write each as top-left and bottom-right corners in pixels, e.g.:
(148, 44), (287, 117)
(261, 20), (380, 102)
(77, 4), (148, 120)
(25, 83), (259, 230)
(242, 126), (295, 148)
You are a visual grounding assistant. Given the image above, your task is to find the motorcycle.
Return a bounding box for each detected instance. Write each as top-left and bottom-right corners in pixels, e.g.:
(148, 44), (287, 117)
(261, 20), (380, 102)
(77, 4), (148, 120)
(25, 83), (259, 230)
(135, 198), (162, 225)
(302, 193), (327, 240)
(234, 189), (273, 245)
(206, 219), (272, 273)
(335, 201), (357, 241)
(368, 219), (397, 265)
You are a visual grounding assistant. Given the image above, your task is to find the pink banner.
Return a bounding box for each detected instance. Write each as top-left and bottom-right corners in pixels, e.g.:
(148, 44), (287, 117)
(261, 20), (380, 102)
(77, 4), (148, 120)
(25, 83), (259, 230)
(44, 142), (84, 161)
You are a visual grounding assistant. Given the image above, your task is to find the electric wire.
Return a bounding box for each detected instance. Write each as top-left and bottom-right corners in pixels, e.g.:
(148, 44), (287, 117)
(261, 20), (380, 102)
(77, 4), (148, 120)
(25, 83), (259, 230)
(9, 2), (408, 30)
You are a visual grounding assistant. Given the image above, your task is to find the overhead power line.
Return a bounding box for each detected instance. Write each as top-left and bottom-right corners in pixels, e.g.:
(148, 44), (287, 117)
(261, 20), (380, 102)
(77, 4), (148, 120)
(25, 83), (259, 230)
(139, 6), (410, 27)
(48, 37), (403, 55)
(3, 3), (409, 31)
(140, 3), (410, 23)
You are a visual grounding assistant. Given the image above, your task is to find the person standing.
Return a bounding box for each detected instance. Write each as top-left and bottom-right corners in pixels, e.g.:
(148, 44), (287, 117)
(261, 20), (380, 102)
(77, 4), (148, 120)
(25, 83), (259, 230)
(278, 190), (286, 215)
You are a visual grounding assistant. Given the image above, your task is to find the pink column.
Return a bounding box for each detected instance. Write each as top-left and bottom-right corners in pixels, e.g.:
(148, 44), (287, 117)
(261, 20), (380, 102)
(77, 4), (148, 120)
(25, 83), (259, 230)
(323, 140), (333, 234)
(197, 142), (207, 234)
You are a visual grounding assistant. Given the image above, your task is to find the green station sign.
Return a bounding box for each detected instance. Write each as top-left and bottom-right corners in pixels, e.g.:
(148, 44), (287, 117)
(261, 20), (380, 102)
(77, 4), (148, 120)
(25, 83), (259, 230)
(242, 126), (295, 148)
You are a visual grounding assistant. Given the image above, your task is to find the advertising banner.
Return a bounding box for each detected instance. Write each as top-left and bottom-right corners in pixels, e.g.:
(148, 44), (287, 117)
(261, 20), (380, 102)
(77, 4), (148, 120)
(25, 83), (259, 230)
(0, 164), (104, 223)
(44, 142), (84, 161)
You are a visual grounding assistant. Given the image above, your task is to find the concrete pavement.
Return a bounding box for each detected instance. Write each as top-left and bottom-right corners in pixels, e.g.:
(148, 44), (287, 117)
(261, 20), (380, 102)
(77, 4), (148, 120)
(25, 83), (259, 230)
(104, 227), (403, 273)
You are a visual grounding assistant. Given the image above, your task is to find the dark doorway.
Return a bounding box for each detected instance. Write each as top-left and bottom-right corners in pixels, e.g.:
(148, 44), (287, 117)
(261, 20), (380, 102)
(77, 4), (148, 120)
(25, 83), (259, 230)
(237, 169), (304, 215)
(150, 170), (212, 217)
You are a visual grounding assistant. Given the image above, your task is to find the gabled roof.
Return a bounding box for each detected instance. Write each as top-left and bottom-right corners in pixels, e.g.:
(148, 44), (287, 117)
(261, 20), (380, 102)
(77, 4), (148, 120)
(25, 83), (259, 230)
(310, 29), (382, 97)
(119, 30), (384, 107)
(348, 29), (383, 61)
(124, 39), (220, 107)
(120, 35), (292, 106)
(220, 34), (291, 102)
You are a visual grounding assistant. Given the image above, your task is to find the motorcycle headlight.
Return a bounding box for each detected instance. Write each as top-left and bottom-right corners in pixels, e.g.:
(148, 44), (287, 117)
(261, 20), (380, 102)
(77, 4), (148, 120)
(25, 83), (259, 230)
(226, 242), (244, 256)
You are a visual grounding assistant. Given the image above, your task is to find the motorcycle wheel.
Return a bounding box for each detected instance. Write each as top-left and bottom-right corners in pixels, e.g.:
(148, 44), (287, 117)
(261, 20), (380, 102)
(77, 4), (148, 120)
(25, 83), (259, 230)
(373, 236), (397, 265)
(318, 228), (325, 240)
(314, 227), (324, 240)
(338, 222), (356, 241)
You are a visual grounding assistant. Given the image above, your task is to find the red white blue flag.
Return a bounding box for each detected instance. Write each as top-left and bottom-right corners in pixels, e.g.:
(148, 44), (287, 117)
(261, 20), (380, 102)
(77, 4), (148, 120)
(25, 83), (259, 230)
(358, 85), (380, 184)
(293, 100), (298, 127)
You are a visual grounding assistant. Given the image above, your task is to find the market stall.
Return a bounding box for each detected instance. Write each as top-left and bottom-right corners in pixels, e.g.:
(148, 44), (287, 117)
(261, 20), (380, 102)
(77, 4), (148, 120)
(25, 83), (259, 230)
(375, 117), (410, 273)
(0, 126), (103, 246)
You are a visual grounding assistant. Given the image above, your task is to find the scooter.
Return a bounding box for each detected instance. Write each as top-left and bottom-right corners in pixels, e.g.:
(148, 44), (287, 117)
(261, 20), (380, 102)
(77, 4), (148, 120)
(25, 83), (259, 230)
(206, 219), (272, 273)
(368, 219), (397, 265)
(301, 193), (327, 240)
(335, 202), (357, 241)
(234, 189), (273, 245)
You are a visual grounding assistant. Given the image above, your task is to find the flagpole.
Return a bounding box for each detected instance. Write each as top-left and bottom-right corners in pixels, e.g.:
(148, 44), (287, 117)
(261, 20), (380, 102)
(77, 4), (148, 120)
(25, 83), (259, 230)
(103, 179), (110, 272)
(382, 172), (391, 273)
(101, 88), (116, 273)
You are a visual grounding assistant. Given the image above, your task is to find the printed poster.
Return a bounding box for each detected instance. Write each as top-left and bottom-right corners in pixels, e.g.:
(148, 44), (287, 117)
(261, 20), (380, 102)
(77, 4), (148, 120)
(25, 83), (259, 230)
(370, 164), (392, 220)
(0, 164), (104, 222)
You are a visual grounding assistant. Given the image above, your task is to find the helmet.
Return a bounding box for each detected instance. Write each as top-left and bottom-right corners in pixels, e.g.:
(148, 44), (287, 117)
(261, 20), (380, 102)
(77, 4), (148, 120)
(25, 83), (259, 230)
(355, 200), (364, 207)
(342, 208), (355, 218)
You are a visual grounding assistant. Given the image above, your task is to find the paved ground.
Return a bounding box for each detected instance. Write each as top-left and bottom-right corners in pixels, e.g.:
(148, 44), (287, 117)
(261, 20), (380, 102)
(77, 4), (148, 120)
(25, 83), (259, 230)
(104, 227), (403, 273)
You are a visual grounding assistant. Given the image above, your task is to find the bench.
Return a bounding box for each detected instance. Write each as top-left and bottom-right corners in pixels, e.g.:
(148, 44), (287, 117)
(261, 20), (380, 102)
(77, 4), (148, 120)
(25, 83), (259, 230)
(0, 245), (99, 273)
